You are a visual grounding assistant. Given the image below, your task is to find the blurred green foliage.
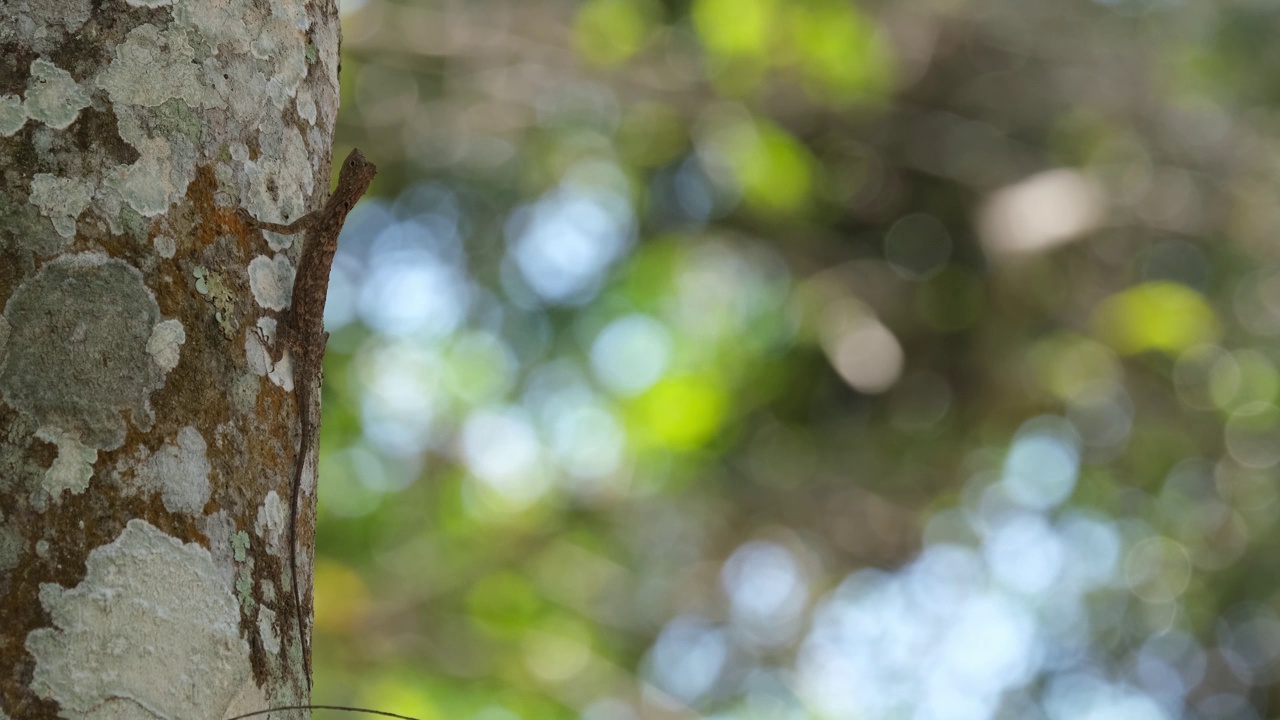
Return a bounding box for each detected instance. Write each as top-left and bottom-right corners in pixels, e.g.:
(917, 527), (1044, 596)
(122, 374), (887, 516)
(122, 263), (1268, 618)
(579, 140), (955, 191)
(311, 0), (1280, 718)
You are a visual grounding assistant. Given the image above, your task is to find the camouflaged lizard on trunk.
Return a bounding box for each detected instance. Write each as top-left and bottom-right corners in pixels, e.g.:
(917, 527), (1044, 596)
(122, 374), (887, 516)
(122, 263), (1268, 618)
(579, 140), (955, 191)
(240, 149), (377, 690)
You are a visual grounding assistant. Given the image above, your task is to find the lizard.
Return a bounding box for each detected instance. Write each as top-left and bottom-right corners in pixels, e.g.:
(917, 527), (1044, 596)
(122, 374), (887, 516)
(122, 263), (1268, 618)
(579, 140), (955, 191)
(240, 148), (378, 691)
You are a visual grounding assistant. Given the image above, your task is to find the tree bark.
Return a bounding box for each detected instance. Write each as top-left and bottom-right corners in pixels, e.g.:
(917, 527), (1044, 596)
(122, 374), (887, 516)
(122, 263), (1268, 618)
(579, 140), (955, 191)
(0, 1), (342, 717)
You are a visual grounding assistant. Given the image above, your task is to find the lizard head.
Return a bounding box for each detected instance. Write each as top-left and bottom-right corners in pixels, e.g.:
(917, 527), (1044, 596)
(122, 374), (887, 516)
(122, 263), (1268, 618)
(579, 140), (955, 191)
(332, 149), (378, 214)
(339, 149), (377, 187)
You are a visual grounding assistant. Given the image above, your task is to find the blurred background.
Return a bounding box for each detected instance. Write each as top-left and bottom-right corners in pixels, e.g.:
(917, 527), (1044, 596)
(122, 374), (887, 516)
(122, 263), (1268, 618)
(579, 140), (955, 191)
(309, 0), (1280, 718)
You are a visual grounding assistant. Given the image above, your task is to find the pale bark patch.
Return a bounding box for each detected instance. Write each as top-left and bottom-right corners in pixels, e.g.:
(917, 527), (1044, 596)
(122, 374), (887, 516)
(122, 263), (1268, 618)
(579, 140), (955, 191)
(146, 319), (187, 373)
(25, 519), (253, 720)
(249, 253), (296, 311)
(254, 489), (287, 556)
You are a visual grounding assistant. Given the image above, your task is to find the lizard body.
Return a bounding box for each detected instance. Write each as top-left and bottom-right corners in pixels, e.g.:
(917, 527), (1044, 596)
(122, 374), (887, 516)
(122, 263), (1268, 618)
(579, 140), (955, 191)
(242, 148), (377, 689)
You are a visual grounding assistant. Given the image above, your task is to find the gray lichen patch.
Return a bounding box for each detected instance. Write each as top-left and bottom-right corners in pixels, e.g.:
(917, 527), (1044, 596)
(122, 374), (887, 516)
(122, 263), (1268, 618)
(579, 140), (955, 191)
(152, 97), (204, 145)
(116, 203), (148, 240)
(258, 32), (309, 114)
(2, 0), (93, 40)
(125, 0), (176, 9)
(97, 103), (200, 219)
(0, 515), (23, 574)
(193, 265), (239, 338)
(0, 189), (64, 257)
(237, 124), (315, 224)
(146, 318), (186, 373)
(93, 0), (322, 221)
(0, 95), (24, 136)
(95, 25), (219, 111)
(33, 428), (96, 501)
(231, 530), (250, 562)
(128, 425), (212, 514)
(24, 519), (253, 720)
(0, 254), (165, 451)
(231, 372), (261, 416)
(153, 233), (177, 258)
(24, 59), (91, 130)
(28, 174), (93, 238)
(0, 411), (40, 498)
(235, 562), (256, 613)
(5, 0), (339, 242)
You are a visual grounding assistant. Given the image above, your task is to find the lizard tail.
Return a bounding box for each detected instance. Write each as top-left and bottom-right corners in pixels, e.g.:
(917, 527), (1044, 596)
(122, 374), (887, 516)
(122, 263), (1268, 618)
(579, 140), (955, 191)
(290, 440), (313, 690)
(227, 704), (421, 720)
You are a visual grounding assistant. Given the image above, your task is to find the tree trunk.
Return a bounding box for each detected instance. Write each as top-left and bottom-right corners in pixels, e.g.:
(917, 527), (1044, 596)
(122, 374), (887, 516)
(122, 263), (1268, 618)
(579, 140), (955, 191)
(0, 1), (342, 717)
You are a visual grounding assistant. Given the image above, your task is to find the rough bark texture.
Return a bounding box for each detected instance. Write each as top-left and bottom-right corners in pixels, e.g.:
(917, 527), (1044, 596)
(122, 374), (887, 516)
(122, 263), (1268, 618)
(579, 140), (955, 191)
(0, 1), (341, 717)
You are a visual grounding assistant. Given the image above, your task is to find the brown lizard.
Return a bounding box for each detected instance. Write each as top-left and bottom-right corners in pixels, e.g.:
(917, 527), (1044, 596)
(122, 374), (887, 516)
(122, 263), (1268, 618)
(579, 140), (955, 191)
(240, 148), (377, 690)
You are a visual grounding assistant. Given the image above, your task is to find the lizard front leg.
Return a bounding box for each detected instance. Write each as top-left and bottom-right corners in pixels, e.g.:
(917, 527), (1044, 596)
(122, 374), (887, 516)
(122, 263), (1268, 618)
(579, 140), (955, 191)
(241, 211), (312, 372)
(238, 206), (320, 235)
